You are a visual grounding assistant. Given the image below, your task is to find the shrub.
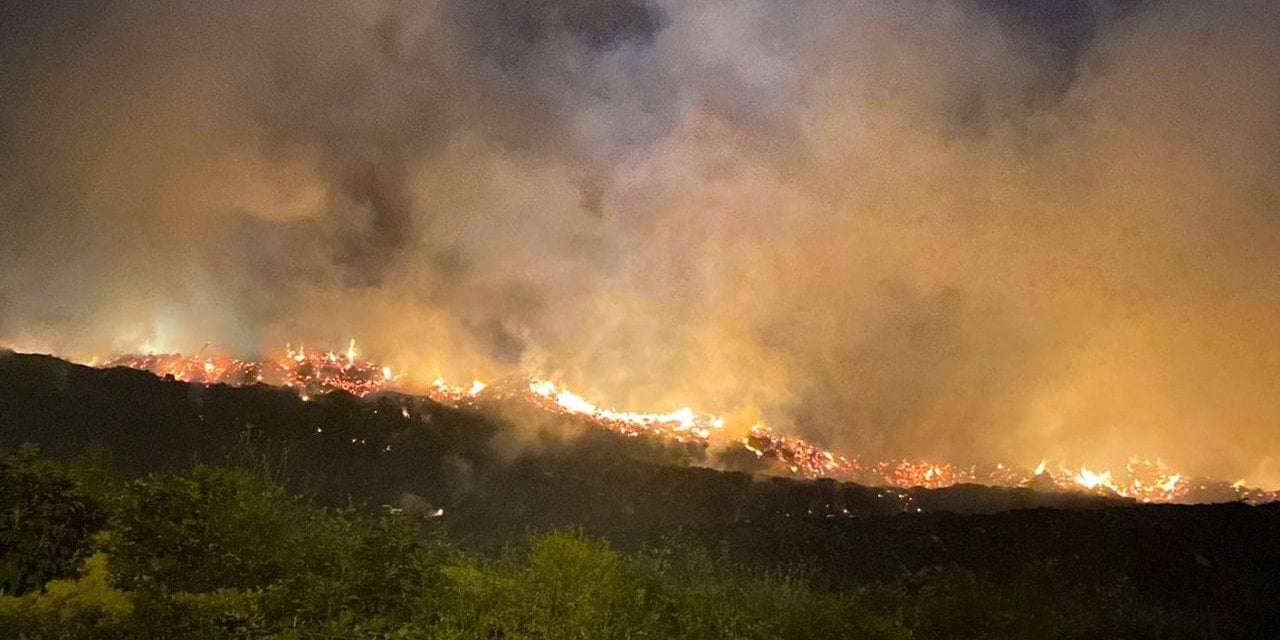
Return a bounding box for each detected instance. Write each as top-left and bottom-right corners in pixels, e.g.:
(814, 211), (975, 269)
(0, 445), (106, 596)
(108, 466), (296, 594)
(0, 448), (1201, 639)
(433, 531), (674, 639)
(0, 552), (133, 639)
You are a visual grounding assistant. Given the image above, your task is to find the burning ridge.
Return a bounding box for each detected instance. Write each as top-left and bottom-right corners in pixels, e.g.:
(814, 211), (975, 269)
(94, 342), (1277, 505)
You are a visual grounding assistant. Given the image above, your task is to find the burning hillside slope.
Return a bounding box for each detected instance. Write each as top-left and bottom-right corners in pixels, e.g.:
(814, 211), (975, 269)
(86, 342), (1276, 505)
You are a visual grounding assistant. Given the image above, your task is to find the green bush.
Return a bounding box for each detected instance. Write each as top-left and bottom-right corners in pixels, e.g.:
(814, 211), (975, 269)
(108, 465), (296, 594)
(432, 531), (675, 639)
(0, 445), (106, 596)
(126, 586), (265, 639)
(260, 507), (444, 628)
(0, 552), (132, 639)
(0, 447), (1206, 639)
(429, 531), (907, 640)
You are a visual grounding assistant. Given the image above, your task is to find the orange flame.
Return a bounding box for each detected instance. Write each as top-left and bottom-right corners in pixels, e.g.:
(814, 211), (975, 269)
(92, 342), (1273, 505)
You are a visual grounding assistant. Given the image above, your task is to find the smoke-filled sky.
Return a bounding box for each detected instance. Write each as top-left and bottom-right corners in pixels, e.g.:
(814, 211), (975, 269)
(2, 0), (1279, 484)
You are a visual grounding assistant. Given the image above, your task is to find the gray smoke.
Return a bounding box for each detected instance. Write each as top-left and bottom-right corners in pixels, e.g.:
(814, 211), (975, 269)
(1, 0), (1278, 485)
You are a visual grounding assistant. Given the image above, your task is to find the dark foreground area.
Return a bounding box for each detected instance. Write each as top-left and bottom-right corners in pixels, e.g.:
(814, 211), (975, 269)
(2, 351), (1280, 638)
(2, 446), (1271, 640)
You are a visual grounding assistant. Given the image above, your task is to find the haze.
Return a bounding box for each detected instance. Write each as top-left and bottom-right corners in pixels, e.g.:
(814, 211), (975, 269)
(2, 1), (1278, 485)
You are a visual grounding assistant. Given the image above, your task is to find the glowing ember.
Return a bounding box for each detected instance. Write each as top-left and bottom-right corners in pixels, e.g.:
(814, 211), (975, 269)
(879, 461), (976, 490)
(102, 341), (395, 398)
(95, 342), (1275, 505)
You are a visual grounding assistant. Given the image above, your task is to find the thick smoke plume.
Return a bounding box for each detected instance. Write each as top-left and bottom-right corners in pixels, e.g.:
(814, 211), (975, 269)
(2, 1), (1279, 485)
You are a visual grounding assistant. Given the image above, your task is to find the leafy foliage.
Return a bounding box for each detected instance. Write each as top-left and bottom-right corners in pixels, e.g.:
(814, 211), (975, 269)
(0, 552), (132, 639)
(0, 448), (1223, 639)
(108, 465), (295, 594)
(0, 445), (105, 596)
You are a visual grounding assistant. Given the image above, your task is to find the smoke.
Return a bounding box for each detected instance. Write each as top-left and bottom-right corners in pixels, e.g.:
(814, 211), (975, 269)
(2, 0), (1279, 485)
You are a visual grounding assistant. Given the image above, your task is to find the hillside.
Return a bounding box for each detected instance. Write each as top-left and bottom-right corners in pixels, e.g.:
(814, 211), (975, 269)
(3, 350), (1280, 636)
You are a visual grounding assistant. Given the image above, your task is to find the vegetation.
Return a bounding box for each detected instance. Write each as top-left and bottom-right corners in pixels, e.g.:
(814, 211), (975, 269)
(0, 444), (105, 595)
(0, 446), (1222, 638)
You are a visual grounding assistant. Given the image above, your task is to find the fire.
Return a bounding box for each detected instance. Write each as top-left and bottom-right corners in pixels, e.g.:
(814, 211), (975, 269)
(525, 380), (712, 442)
(1073, 466), (1113, 491)
(93, 342), (1276, 505)
(102, 343), (395, 398)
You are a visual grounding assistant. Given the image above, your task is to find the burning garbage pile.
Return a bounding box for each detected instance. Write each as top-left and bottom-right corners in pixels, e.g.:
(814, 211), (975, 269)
(101, 341), (395, 399)
(97, 343), (1277, 505)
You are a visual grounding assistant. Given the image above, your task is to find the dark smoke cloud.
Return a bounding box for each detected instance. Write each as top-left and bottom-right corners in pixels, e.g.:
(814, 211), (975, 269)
(2, 0), (1279, 485)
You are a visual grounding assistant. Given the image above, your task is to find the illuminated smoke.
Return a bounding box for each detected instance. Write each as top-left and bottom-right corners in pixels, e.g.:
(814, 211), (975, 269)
(2, 1), (1280, 488)
(102, 344), (1279, 504)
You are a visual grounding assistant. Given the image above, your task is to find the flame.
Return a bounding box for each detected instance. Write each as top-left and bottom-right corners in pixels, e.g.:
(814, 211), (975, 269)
(90, 341), (1276, 505)
(103, 340), (394, 398)
(1073, 466), (1113, 491)
(525, 380), (713, 442)
(1158, 474), (1182, 492)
